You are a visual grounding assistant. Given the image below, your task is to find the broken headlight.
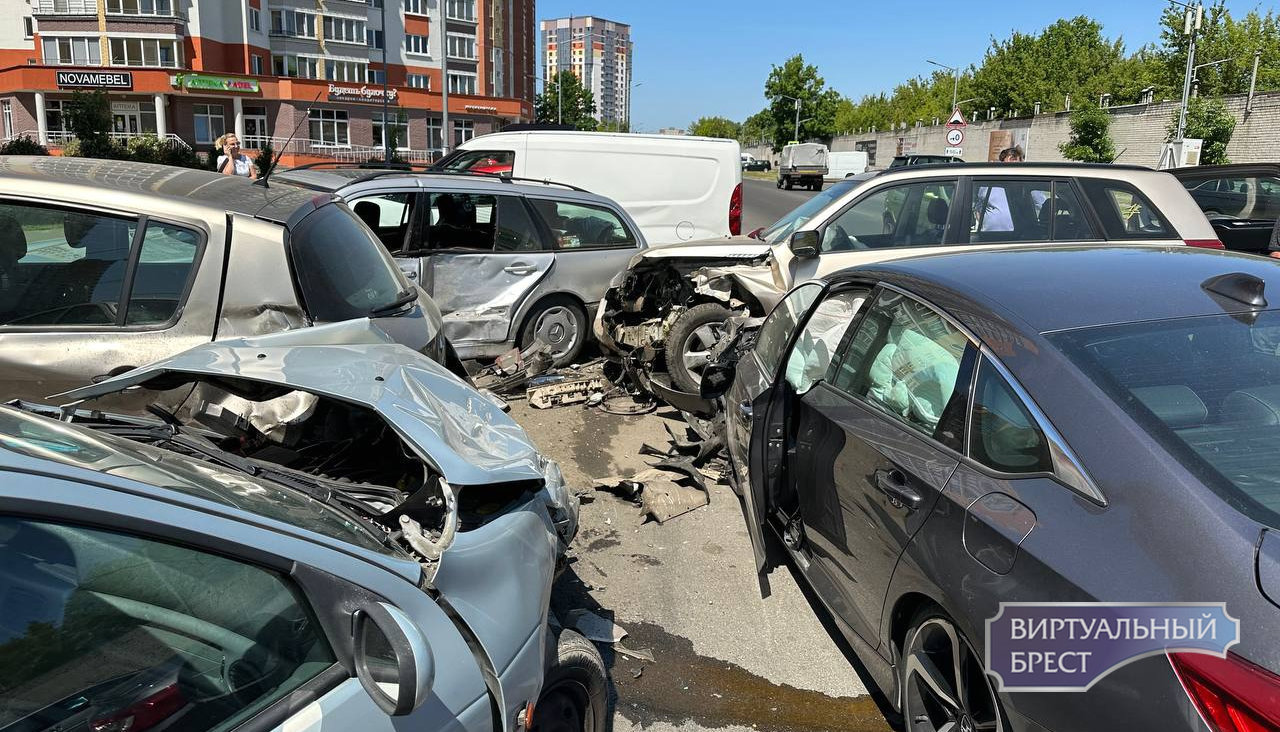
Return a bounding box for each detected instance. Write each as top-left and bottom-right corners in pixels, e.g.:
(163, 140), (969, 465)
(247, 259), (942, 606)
(540, 457), (578, 551)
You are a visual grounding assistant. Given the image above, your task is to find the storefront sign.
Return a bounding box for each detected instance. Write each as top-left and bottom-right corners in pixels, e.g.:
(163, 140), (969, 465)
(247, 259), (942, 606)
(176, 73), (260, 93)
(464, 104), (498, 114)
(56, 70), (133, 89)
(327, 84), (399, 104)
(111, 102), (141, 113)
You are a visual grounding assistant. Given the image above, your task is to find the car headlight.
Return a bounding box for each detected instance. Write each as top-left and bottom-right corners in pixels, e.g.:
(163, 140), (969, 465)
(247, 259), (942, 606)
(541, 458), (578, 550)
(609, 269), (627, 289)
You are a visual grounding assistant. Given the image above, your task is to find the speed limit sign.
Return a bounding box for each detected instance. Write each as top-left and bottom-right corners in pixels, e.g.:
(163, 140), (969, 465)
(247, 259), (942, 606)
(946, 128), (965, 146)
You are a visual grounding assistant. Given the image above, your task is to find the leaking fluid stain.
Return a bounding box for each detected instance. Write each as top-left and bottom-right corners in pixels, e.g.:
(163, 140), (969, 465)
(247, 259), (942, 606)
(610, 621), (892, 732)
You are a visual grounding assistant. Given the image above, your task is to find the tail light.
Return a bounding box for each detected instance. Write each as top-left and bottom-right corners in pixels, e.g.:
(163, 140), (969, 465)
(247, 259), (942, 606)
(1185, 239), (1226, 249)
(90, 683), (185, 732)
(1169, 651), (1280, 732)
(729, 182), (743, 236)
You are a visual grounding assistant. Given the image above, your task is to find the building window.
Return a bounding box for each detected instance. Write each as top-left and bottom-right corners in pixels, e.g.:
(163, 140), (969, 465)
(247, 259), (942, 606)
(403, 0), (423, 15)
(270, 9), (316, 38)
(272, 54), (319, 78)
(105, 0), (174, 15)
(373, 111), (408, 149)
(426, 117), (442, 153)
(446, 0), (475, 21)
(308, 109), (349, 147)
(367, 68), (386, 84)
(31, 0), (96, 12)
(447, 72), (476, 95)
(322, 16), (366, 44)
(193, 103), (225, 145)
(2, 101), (12, 140)
(248, 7), (260, 32)
(407, 73), (429, 89)
(453, 119), (474, 146)
(250, 54), (263, 75)
(324, 59), (367, 82)
(405, 34), (428, 55)
(244, 105), (268, 146)
(366, 29), (384, 50)
(108, 37), (182, 67)
(447, 33), (476, 60)
(45, 100), (67, 135)
(22, 17), (33, 39)
(42, 36), (101, 66)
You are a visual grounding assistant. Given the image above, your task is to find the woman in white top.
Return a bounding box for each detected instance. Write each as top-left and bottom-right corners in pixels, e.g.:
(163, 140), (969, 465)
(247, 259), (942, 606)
(215, 133), (258, 179)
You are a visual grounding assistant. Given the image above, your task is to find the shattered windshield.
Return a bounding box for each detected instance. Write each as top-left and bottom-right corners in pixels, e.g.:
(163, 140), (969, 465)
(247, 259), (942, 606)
(759, 179), (859, 245)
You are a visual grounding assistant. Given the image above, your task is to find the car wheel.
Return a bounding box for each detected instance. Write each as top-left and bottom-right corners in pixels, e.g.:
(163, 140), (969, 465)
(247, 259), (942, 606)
(520, 296), (587, 367)
(664, 302), (732, 393)
(784, 177), (794, 190)
(532, 629), (608, 732)
(813, 181), (823, 192)
(900, 611), (1006, 732)
(776, 176), (783, 189)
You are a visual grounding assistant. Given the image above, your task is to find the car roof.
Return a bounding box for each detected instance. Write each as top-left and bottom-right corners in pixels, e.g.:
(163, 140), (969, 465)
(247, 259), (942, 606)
(274, 167), (617, 203)
(1169, 162), (1280, 177)
(0, 155), (329, 225)
(841, 246), (1280, 334)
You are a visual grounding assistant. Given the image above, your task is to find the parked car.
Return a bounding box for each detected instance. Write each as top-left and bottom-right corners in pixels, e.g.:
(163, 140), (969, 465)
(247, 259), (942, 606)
(888, 154), (965, 167)
(0, 320), (605, 732)
(705, 245), (1280, 732)
(741, 154), (771, 172)
(438, 130), (744, 245)
(275, 166), (648, 365)
(596, 162), (1222, 393)
(1172, 163), (1280, 255)
(777, 142), (828, 191)
(0, 156), (456, 409)
(826, 150), (869, 179)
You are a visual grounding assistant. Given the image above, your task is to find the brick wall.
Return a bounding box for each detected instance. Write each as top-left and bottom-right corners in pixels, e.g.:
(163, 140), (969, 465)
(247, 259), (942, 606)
(832, 91), (1280, 168)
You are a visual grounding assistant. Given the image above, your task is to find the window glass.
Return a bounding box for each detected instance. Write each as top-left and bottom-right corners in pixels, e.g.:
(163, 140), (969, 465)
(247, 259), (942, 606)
(753, 283), (822, 380)
(0, 516), (335, 732)
(493, 197), (542, 251)
(125, 222), (199, 325)
(968, 179), (1049, 240)
(438, 149), (514, 174)
(0, 202), (137, 326)
(970, 358), (1053, 473)
(426, 192), (495, 250)
(1184, 174), (1280, 220)
(289, 203), (409, 321)
(351, 193), (415, 252)
(1079, 179), (1171, 239)
(1048, 182), (1098, 241)
(783, 288), (868, 394)
(529, 200), (635, 249)
(821, 180), (955, 252)
(830, 290), (970, 438)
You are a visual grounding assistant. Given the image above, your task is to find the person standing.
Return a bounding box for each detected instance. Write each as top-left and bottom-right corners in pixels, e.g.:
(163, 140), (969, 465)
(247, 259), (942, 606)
(215, 133), (258, 179)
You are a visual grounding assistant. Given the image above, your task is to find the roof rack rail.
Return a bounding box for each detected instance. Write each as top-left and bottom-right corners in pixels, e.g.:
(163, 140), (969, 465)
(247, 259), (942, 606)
(421, 168), (590, 193)
(282, 160), (434, 174)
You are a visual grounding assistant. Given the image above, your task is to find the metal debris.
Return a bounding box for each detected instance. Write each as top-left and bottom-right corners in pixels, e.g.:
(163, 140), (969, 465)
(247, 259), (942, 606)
(472, 340), (554, 394)
(529, 375), (608, 409)
(616, 645), (656, 663)
(640, 477), (708, 523)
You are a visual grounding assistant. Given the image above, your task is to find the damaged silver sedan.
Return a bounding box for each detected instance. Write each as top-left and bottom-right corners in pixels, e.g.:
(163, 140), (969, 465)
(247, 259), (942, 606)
(0, 319), (606, 732)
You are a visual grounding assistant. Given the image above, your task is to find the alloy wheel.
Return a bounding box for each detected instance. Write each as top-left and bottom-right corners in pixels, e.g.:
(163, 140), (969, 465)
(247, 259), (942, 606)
(902, 617), (1004, 732)
(534, 305), (581, 360)
(680, 322), (724, 385)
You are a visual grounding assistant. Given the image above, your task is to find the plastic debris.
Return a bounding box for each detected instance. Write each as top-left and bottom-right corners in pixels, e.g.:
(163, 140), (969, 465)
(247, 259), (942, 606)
(565, 608), (627, 644)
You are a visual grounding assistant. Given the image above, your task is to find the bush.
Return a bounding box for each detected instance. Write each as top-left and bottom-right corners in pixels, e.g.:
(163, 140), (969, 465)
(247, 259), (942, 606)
(1168, 97), (1236, 165)
(125, 134), (169, 164)
(0, 136), (49, 156)
(255, 143), (275, 178)
(1059, 105), (1116, 163)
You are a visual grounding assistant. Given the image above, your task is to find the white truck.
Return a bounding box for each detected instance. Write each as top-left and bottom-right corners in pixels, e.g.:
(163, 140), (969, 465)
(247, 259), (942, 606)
(777, 142), (828, 191)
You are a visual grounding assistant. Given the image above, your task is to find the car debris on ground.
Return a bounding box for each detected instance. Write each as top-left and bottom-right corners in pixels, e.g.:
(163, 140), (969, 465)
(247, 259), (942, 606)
(475, 340), (658, 413)
(590, 421), (726, 524)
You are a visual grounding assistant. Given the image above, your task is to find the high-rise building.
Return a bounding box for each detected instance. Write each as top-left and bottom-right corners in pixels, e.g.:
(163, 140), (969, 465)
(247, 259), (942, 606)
(540, 15), (631, 127)
(0, 0), (536, 162)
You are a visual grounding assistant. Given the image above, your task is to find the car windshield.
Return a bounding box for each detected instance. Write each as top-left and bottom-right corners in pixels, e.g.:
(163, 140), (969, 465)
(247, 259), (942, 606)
(0, 407), (396, 553)
(1048, 310), (1280, 527)
(759, 179), (859, 244)
(289, 202), (412, 321)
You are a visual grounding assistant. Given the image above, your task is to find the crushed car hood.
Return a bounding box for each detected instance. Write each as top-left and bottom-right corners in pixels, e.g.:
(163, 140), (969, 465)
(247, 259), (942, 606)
(58, 319), (544, 486)
(637, 234), (773, 260)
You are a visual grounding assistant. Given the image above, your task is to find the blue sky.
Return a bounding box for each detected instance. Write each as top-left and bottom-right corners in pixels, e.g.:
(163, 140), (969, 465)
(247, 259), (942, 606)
(535, 0), (1263, 131)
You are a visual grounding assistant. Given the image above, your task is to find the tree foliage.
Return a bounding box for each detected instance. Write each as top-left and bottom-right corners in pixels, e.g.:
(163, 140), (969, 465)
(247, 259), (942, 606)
(535, 71), (597, 131)
(0, 136), (48, 156)
(1059, 105), (1116, 162)
(1169, 96), (1236, 164)
(64, 91), (117, 158)
(762, 55), (842, 150)
(1156, 2), (1280, 100)
(688, 116), (740, 139)
(738, 110), (771, 146)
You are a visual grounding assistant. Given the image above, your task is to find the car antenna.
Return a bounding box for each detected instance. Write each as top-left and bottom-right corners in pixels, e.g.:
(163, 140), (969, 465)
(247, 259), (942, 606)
(1109, 148), (1127, 164)
(255, 89), (324, 188)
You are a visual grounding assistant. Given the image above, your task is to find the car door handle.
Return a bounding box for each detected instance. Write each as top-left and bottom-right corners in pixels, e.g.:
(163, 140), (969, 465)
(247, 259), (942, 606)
(402, 270), (418, 280)
(92, 365), (137, 383)
(874, 469), (923, 510)
(504, 264), (537, 275)
(737, 400), (753, 420)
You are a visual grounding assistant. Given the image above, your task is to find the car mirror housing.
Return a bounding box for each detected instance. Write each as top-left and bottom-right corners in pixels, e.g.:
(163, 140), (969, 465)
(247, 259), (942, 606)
(700, 360), (737, 399)
(353, 602), (435, 716)
(790, 230), (820, 258)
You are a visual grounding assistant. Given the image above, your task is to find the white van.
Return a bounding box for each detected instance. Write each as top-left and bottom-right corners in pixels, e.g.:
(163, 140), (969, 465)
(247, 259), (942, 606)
(827, 150), (869, 179)
(439, 131), (743, 245)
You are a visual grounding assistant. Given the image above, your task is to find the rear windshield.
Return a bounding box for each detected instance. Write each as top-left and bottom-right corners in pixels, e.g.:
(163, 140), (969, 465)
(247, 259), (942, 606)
(288, 202), (409, 321)
(1048, 311), (1280, 527)
(437, 149), (515, 173)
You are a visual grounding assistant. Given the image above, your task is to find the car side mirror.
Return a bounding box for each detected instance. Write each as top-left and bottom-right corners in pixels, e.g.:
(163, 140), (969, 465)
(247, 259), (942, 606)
(700, 360), (738, 399)
(789, 230), (820, 258)
(354, 602), (435, 716)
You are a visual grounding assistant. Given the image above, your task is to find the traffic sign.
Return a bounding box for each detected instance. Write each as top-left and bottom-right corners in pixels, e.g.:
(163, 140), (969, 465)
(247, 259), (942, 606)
(946, 108), (967, 128)
(946, 128), (965, 146)
(945, 146), (964, 156)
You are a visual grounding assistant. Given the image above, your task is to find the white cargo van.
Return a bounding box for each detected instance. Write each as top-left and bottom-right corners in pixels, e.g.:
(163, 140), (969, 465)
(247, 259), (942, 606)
(439, 131), (743, 245)
(826, 150), (869, 179)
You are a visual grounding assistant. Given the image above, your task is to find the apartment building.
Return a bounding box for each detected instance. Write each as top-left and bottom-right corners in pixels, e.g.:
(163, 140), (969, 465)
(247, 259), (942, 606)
(540, 15), (631, 127)
(0, 0), (535, 161)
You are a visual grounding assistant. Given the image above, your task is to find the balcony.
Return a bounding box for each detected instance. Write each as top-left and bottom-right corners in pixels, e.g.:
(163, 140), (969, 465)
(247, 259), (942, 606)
(32, 0), (97, 16)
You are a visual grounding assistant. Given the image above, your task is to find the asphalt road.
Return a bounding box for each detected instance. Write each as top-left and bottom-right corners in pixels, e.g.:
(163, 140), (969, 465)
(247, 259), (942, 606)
(509, 399), (894, 732)
(742, 176), (824, 234)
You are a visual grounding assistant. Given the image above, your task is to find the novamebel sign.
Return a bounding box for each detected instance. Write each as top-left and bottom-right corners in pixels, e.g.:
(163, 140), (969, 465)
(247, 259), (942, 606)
(327, 84), (399, 104)
(56, 71), (133, 89)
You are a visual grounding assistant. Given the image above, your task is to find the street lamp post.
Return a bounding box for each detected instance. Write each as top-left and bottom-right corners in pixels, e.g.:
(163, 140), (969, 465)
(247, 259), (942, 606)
(926, 59), (959, 114)
(439, 0), (451, 156)
(777, 94), (802, 143)
(1191, 57), (1234, 97)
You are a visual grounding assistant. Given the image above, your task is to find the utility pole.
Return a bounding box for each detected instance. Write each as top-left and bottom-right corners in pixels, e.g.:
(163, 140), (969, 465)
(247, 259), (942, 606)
(1247, 49), (1262, 114)
(793, 98), (801, 142)
(1175, 2), (1204, 142)
(440, 0), (450, 157)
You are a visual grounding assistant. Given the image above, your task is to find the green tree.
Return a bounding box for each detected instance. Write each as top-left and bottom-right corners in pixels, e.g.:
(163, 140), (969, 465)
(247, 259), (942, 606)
(1156, 3), (1280, 99)
(64, 90), (119, 158)
(762, 55), (841, 150)
(688, 116), (740, 139)
(596, 119), (631, 132)
(738, 110), (771, 145)
(1059, 105), (1116, 162)
(1168, 96), (1236, 164)
(255, 143), (276, 177)
(535, 71), (597, 131)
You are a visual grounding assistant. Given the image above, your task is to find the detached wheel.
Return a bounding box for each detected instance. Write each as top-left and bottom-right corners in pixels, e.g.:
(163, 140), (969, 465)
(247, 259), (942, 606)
(664, 302), (732, 393)
(900, 611), (1005, 732)
(520, 296), (587, 367)
(532, 629), (608, 732)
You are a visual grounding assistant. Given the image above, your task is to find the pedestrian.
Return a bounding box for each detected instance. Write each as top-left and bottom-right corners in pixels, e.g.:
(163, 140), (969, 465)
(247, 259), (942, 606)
(215, 133), (258, 179)
(998, 145), (1025, 163)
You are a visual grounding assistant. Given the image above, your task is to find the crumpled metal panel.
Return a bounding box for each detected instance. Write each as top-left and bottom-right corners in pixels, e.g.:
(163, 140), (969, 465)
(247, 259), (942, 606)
(430, 251), (554, 345)
(194, 388), (319, 444)
(59, 319), (544, 486)
(216, 213), (309, 338)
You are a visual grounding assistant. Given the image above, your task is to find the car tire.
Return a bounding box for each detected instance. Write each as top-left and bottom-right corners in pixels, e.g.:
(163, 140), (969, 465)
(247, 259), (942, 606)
(664, 302), (733, 393)
(813, 181), (823, 192)
(520, 296), (587, 368)
(532, 628), (608, 732)
(899, 610), (1006, 732)
(784, 177), (794, 190)
(776, 176), (783, 189)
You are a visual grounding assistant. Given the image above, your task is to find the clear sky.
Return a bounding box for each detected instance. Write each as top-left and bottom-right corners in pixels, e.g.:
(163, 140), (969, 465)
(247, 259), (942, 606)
(534, 0), (1263, 132)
